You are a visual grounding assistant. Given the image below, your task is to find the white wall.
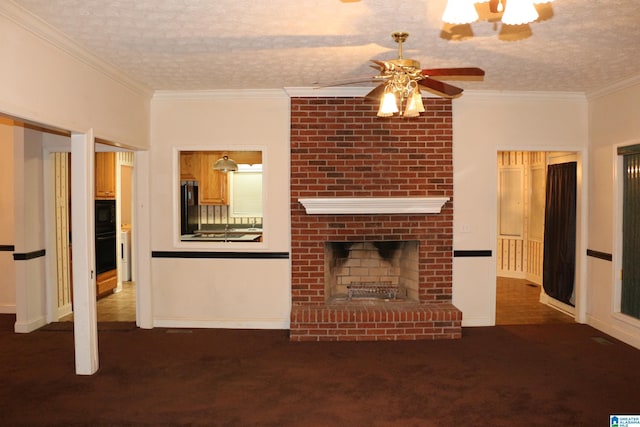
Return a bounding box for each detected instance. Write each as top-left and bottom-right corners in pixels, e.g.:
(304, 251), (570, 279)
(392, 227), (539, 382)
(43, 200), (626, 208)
(149, 91), (291, 328)
(587, 78), (640, 349)
(0, 2), (150, 148)
(452, 91), (588, 326)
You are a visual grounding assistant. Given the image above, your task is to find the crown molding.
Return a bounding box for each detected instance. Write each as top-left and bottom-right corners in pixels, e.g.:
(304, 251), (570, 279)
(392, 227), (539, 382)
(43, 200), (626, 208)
(0, 1), (153, 97)
(461, 90), (587, 103)
(586, 74), (640, 100)
(284, 86), (375, 98)
(284, 87), (589, 103)
(284, 86), (452, 98)
(152, 89), (288, 101)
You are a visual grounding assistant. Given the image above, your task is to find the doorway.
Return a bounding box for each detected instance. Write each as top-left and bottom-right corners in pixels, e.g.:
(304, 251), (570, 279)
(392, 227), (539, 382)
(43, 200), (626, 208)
(51, 147), (136, 323)
(495, 151), (577, 325)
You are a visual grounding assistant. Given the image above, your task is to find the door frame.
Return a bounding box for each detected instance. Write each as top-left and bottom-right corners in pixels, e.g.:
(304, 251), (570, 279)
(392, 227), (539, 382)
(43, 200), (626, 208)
(494, 147), (588, 324)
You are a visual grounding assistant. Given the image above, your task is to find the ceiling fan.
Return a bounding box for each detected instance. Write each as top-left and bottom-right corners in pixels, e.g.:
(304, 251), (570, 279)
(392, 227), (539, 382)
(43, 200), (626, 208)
(325, 32), (485, 117)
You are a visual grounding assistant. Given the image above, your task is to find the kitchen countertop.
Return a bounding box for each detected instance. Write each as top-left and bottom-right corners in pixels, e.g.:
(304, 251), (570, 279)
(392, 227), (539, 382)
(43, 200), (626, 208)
(181, 231), (262, 242)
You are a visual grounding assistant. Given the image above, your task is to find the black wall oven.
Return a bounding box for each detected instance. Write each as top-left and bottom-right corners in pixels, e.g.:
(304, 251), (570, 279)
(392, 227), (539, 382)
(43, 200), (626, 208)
(95, 200), (117, 274)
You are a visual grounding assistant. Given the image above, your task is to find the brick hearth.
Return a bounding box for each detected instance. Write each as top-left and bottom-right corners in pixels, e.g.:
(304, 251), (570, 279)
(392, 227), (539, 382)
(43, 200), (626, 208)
(289, 97), (462, 341)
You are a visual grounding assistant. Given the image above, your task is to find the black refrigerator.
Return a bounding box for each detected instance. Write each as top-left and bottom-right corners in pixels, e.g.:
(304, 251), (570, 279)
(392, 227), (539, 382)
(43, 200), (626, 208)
(180, 181), (199, 235)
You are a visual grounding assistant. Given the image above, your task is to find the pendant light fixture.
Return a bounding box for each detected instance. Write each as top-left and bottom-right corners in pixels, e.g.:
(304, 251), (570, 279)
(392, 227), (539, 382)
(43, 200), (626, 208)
(212, 155), (238, 173)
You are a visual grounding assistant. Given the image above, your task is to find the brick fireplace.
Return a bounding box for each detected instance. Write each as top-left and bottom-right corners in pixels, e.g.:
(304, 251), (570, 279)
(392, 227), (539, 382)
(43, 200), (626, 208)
(289, 97), (462, 341)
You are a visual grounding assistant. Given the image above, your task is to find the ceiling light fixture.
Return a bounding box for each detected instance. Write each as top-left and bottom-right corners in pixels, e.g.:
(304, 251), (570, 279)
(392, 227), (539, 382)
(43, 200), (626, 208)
(375, 32), (426, 118)
(500, 0), (539, 25)
(441, 0), (479, 25)
(442, 0), (551, 26)
(212, 155), (238, 173)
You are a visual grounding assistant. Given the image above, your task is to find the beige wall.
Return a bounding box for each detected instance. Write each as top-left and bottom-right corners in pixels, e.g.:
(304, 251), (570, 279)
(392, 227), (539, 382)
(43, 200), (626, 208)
(452, 91), (589, 326)
(587, 79), (640, 348)
(2, 0), (639, 349)
(149, 91), (291, 328)
(0, 4), (150, 148)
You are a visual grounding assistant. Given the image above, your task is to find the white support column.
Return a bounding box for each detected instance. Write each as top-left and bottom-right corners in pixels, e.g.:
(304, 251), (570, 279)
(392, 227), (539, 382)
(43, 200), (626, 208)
(134, 150), (153, 329)
(13, 126), (47, 332)
(12, 126), (27, 329)
(70, 131), (99, 375)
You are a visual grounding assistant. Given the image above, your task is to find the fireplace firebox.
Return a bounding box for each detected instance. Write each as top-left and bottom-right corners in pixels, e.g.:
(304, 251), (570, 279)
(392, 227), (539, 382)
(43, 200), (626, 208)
(325, 241), (419, 303)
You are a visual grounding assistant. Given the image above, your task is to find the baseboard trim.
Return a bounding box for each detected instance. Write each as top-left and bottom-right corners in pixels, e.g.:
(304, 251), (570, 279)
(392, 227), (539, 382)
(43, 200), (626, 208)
(56, 303), (72, 320)
(461, 316), (495, 327)
(0, 304), (16, 314)
(587, 315), (640, 351)
(153, 318), (290, 330)
(14, 315), (46, 333)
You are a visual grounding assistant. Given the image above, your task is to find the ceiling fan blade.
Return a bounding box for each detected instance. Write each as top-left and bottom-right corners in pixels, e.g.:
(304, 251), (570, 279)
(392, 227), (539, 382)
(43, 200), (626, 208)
(364, 84), (385, 100)
(418, 77), (464, 98)
(421, 67), (485, 80)
(314, 76), (379, 88)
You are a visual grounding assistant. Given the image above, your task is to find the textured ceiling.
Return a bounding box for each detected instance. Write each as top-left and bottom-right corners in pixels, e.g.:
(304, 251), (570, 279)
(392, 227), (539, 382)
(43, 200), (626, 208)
(11, 0), (640, 93)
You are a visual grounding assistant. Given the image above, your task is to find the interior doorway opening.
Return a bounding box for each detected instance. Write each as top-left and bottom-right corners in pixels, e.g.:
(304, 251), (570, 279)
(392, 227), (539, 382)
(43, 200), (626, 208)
(495, 151), (577, 325)
(53, 147), (137, 323)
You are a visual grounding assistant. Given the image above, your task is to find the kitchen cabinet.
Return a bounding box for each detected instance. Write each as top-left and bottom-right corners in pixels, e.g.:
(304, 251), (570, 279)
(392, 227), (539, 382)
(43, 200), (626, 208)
(199, 152), (228, 205)
(96, 268), (117, 298)
(95, 152), (116, 199)
(180, 151), (200, 181)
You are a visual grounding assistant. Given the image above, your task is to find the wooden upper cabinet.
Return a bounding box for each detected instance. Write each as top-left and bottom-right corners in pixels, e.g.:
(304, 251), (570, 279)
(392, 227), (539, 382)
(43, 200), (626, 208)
(180, 151), (200, 181)
(95, 152), (116, 199)
(199, 152), (228, 205)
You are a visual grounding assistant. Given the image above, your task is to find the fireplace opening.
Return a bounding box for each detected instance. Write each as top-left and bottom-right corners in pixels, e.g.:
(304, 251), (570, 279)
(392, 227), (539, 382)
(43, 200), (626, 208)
(325, 240), (419, 304)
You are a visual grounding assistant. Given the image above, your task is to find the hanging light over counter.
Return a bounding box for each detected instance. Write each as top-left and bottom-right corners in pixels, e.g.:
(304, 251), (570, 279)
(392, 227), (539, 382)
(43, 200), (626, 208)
(212, 155), (238, 173)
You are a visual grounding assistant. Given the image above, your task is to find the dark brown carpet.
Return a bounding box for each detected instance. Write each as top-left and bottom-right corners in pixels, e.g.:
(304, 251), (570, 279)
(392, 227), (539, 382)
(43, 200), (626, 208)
(1, 314), (639, 426)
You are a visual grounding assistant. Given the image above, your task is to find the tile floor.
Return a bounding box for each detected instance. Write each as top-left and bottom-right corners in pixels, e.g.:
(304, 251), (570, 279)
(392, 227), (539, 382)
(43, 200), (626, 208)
(495, 276), (574, 325)
(60, 277), (572, 325)
(60, 281), (136, 322)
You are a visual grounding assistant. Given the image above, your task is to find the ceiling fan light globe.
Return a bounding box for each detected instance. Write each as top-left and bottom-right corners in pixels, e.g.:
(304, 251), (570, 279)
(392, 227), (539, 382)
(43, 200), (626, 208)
(404, 91), (425, 117)
(442, 0), (479, 25)
(413, 90), (426, 113)
(378, 92), (399, 117)
(501, 0), (539, 25)
(403, 101), (420, 117)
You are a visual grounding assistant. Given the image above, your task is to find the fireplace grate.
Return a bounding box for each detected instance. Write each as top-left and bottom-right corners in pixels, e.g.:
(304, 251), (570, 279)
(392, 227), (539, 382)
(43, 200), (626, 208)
(347, 282), (400, 300)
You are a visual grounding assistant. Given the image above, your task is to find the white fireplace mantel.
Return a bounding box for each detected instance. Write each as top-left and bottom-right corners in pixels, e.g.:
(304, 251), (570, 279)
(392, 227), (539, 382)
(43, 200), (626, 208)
(298, 197), (450, 215)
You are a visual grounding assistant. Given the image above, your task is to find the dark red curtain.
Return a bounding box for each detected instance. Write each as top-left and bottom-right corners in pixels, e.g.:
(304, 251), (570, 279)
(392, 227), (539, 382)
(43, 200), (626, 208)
(542, 162), (577, 305)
